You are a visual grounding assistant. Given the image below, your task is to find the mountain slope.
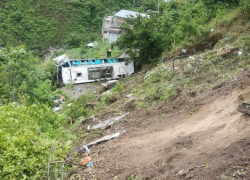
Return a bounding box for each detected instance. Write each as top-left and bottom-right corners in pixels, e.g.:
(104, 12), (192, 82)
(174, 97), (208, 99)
(82, 77), (250, 179)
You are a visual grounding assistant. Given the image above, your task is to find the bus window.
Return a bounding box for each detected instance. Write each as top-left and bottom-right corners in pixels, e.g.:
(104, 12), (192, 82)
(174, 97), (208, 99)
(80, 60), (87, 65)
(62, 62), (70, 67)
(72, 61), (78, 66)
(77, 73), (82, 77)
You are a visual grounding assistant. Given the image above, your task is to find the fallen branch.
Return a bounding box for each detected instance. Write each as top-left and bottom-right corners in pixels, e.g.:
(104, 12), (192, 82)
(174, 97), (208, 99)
(79, 132), (103, 140)
(178, 165), (206, 176)
(47, 144), (55, 180)
(51, 160), (85, 166)
(85, 131), (124, 147)
(237, 144), (246, 159)
(61, 164), (64, 180)
(87, 112), (129, 130)
(51, 154), (86, 167)
(51, 161), (67, 164)
(69, 144), (90, 157)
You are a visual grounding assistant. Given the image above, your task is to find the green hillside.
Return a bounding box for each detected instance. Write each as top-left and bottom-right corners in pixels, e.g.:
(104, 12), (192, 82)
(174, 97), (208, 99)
(0, 0), (127, 56)
(0, 0), (165, 57)
(0, 0), (250, 179)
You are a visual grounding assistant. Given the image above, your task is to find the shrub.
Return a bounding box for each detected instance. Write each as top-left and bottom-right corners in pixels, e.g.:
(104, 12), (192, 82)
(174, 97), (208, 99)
(112, 82), (123, 93)
(0, 104), (71, 179)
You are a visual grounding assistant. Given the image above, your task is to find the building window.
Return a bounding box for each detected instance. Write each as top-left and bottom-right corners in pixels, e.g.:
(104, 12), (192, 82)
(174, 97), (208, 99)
(103, 28), (108, 33)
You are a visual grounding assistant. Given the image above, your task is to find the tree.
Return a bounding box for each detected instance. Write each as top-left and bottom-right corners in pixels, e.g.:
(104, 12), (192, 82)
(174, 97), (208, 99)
(0, 47), (56, 106)
(240, 0), (250, 11)
(116, 13), (167, 64)
(0, 104), (71, 179)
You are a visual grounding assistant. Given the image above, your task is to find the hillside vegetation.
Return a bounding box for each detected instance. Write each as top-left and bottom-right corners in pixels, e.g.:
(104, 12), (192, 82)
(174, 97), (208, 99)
(0, 0), (165, 57)
(0, 0), (127, 56)
(116, 0), (250, 64)
(0, 0), (250, 179)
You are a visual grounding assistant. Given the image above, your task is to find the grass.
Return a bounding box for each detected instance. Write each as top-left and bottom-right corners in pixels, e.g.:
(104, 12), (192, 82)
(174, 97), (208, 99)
(55, 8), (250, 180)
(68, 33), (250, 118)
(125, 31), (249, 109)
(66, 41), (123, 59)
(63, 7), (250, 120)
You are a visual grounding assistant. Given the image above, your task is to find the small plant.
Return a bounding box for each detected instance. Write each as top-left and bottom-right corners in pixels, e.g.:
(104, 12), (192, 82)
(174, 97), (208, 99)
(127, 173), (142, 180)
(112, 82), (123, 93)
(64, 95), (90, 120)
(205, 163), (209, 168)
(136, 101), (148, 109)
(101, 94), (117, 106)
(158, 161), (166, 173)
(65, 80), (74, 91)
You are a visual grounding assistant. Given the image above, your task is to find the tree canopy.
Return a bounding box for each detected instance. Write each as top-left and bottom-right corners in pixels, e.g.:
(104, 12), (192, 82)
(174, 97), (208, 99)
(116, 0), (248, 65)
(0, 0), (145, 56)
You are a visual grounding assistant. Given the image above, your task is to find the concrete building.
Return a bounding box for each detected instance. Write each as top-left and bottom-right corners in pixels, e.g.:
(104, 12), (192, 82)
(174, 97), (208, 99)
(102, 9), (148, 44)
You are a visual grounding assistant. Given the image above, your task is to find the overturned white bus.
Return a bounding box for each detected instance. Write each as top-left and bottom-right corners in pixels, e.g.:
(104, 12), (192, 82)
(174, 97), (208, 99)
(56, 58), (134, 84)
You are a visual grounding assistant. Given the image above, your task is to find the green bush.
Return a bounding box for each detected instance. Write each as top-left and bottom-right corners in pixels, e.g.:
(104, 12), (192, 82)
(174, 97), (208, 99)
(0, 104), (71, 179)
(112, 83), (123, 93)
(0, 47), (57, 106)
(64, 95), (91, 120)
(132, 67), (176, 104)
(0, 0), (136, 56)
(240, 0), (250, 11)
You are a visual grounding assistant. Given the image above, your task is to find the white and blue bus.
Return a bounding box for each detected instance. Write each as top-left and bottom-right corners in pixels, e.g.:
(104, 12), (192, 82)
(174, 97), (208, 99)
(56, 58), (134, 84)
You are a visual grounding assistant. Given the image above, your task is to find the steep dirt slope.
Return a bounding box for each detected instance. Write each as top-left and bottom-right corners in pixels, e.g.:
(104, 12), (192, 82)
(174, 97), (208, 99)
(78, 79), (250, 180)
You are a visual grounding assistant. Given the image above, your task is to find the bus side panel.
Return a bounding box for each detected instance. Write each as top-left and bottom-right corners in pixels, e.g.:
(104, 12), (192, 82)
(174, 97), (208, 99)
(76, 67), (89, 82)
(71, 67), (89, 84)
(126, 61), (134, 75)
(61, 67), (72, 84)
(112, 64), (120, 78)
(59, 59), (135, 84)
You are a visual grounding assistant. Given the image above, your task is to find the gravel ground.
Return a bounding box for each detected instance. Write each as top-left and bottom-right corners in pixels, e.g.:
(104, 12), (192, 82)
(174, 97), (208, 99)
(60, 82), (102, 99)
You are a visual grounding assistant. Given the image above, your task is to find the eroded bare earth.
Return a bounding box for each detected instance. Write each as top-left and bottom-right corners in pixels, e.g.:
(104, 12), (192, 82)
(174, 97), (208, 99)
(75, 79), (250, 180)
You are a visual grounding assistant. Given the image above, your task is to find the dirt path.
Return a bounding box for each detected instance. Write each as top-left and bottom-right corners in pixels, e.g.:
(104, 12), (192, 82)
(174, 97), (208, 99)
(77, 79), (250, 179)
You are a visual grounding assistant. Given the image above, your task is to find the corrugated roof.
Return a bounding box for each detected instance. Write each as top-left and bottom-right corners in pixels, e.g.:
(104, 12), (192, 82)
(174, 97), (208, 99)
(104, 16), (113, 21)
(114, 9), (147, 18)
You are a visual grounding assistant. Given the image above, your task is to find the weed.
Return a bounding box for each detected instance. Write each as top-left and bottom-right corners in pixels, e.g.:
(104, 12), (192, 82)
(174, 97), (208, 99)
(66, 42), (123, 59)
(136, 101), (148, 109)
(135, 118), (142, 127)
(158, 161), (166, 173)
(101, 94), (117, 105)
(112, 82), (124, 93)
(205, 163), (209, 168)
(127, 173), (142, 180)
(65, 80), (74, 91)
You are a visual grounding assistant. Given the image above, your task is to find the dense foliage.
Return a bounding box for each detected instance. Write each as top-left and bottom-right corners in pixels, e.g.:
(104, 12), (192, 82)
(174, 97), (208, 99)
(0, 0), (249, 179)
(0, 46), (57, 106)
(0, 104), (71, 179)
(240, 0), (250, 10)
(116, 13), (168, 64)
(0, 46), (71, 179)
(116, 0), (248, 65)
(0, 0), (157, 57)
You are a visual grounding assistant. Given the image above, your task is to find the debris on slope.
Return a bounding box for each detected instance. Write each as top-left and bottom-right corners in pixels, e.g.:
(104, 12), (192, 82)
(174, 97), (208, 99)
(126, 94), (136, 100)
(87, 112), (129, 130)
(84, 131), (124, 147)
(237, 101), (250, 114)
(101, 80), (118, 89)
